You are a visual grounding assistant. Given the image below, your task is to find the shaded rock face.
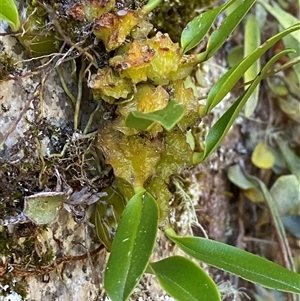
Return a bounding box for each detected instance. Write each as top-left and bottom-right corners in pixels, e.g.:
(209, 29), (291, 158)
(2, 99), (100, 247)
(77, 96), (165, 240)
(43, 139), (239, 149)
(0, 28), (109, 300)
(0, 35), (73, 157)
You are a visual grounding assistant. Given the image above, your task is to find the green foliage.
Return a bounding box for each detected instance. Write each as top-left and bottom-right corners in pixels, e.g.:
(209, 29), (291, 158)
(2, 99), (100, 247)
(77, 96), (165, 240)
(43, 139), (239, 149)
(181, 0), (231, 53)
(18, 4), (60, 56)
(149, 256), (221, 301)
(150, 0), (214, 43)
(0, 0), (20, 31)
(258, 0), (300, 43)
(165, 229), (300, 294)
(245, 174), (296, 273)
(97, 0), (300, 298)
(3, 0), (300, 300)
(89, 0), (299, 299)
(104, 191), (158, 301)
(244, 14), (261, 117)
(197, 0), (256, 62)
(276, 136), (300, 182)
(204, 24), (300, 114)
(194, 49), (294, 163)
(228, 162), (300, 290)
(23, 192), (66, 225)
(125, 100), (185, 131)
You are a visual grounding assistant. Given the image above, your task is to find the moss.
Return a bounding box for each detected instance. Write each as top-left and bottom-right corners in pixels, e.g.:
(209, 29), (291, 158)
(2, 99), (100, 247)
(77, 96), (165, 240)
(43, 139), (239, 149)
(0, 228), (51, 299)
(0, 274), (27, 299)
(0, 232), (14, 256)
(0, 116), (105, 288)
(0, 49), (16, 80)
(150, 0), (216, 42)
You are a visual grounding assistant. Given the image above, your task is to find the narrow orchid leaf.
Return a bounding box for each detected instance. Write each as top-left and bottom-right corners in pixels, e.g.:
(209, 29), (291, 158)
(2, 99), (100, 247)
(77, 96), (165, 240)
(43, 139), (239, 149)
(258, 0), (300, 43)
(165, 229), (300, 294)
(205, 23), (300, 114)
(202, 0), (256, 61)
(244, 174), (296, 273)
(0, 0), (20, 31)
(180, 0), (236, 53)
(149, 256), (221, 301)
(104, 191), (159, 301)
(244, 14), (261, 117)
(193, 49), (294, 164)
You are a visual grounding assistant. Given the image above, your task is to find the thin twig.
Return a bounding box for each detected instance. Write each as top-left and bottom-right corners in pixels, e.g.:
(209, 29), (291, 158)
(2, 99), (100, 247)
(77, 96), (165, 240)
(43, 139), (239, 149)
(83, 102), (101, 134)
(10, 245), (104, 277)
(57, 64), (77, 107)
(40, 2), (95, 74)
(74, 58), (86, 130)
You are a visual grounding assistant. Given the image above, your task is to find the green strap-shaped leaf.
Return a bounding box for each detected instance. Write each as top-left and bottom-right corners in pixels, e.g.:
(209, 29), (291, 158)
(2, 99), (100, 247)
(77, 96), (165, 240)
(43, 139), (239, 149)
(193, 49), (294, 164)
(198, 0), (256, 62)
(244, 14), (261, 117)
(165, 229), (300, 294)
(205, 23), (300, 114)
(244, 174), (295, 273)
(149, 256), (221, 301)
(0, 0), (20, 31)
(125, 100), (185, 131)
(258, 0), (300, 43)
(180, 0), (236, 53)
(104, 191), (159, 301)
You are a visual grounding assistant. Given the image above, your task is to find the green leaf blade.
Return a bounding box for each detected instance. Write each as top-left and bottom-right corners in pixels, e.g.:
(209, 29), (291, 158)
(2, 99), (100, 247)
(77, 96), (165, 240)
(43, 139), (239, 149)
(205, 23), (300, 113)
(259, 1), (300, 43)
(196, 49), (294, 163)
(204, 0), (256, 60)
(181, 8), (222, 54)
(125, 100), (185, 131)
(150, 256), (221, 301)
(165, 229), (300, 294)
(0, 0), (20, 31)
(180, 0), (236, 53)
(244, 14), (261, 117)
(246, 175), (296, 273)
(104, 191), (159, 301)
